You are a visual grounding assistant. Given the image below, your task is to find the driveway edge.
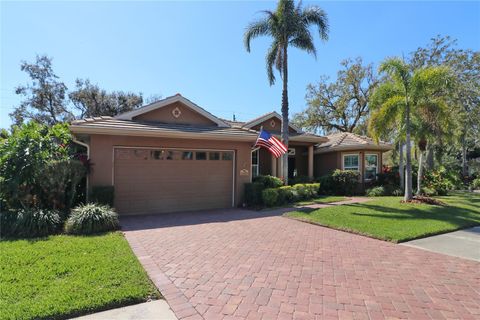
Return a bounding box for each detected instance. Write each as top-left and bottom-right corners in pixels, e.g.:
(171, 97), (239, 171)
(124, 232), (203, 320)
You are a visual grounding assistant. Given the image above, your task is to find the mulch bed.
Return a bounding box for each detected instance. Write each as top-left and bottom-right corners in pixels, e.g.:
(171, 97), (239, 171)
(402, 195), (447, 206)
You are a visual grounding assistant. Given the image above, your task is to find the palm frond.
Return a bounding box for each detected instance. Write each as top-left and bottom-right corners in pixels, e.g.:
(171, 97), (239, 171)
(290, 29), (316, 58)
(266, 41), (280, 85)
(301, 6), (329, 41)
(244, 18), (271, 52)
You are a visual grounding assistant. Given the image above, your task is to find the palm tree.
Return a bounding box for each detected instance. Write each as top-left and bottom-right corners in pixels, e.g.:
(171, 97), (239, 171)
(368, 58), (452, 201)
(244, 0), (329, 184)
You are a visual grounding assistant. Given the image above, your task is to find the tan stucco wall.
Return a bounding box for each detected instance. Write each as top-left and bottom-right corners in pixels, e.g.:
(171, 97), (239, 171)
(251, 118), (297, 134)
(88, 134), (252, 207)
(133, 101), (217, 126)
(314, 150), (384, 181)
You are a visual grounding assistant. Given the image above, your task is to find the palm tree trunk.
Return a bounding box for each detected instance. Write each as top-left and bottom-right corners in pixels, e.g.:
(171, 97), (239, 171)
(281, 44), (289, 185)
(399, 142), (404, 190)
(426, 143), (434, 169)
(417, 150), (424, 195)
(404, 104), (413, 201)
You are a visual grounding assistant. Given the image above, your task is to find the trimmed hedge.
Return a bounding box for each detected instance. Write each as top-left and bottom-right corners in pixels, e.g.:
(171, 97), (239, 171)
(260, 183), (320, 207)
(319, 170), (360, 196)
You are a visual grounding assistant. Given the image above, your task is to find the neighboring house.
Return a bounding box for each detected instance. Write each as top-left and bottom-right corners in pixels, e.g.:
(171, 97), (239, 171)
(71, 94), (392, 215)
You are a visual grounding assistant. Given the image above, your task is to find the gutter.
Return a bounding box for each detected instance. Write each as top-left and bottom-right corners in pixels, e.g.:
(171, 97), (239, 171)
(72, 136), (90, 202)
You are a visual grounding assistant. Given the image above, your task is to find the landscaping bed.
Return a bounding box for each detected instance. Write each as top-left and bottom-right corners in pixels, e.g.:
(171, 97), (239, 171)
(0, 232), (159, 320)
(285, 192), (480, 243)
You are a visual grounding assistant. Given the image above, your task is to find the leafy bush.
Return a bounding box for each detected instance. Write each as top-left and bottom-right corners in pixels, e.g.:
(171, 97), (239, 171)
(278, 186), (295, 204)
(252, 175), (283, 188)
(318, 174), (335, 195)
(65, 203), (119, 235)
(422, 166), (459, 196)
(366, 186), (387, 197)
(420, 187), (437, 197)
(0, 122), (86, 211)
(244, 182), (265, 206)
(332, 170), (360, 196)
(391, 188), (404, 196)
(262, 188), (279, 207)
(259, 183), (320, 207)
(288, 175), (311, 186)
(90, 186), (115, 206)
(471, 178), (480, 190)
(1, 208), (62, 238)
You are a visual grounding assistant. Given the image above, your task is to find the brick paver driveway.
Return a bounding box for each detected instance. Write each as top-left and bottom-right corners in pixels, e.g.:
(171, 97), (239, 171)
(122, 209), (480, 320)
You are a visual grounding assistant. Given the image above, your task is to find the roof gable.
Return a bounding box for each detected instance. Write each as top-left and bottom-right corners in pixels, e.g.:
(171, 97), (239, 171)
(242, 112), (302, 133)
(116, 94), (229, 127)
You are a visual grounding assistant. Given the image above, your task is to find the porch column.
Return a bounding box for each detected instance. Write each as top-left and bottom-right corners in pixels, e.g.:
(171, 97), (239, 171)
(271, 154), (277, 177)
(308, 145), (314, 180)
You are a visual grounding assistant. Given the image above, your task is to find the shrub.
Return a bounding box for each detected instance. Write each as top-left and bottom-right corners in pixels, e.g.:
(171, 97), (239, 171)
(0, 122), (86, 211)
(420, 187), (437, 197)
(472, 178), (480, 190)
(366, 186), (387, 197)
(90, 186), (115, 206)
(262, 188), (279, 207)
(244, 182), (265, 206)
(1, 208), (62, 238)
(288, 175), (311, 186)
(252, 175), (283, 188)
(391, 188), (404, 196)
(65, 203), (119, 235)
(422, 167), (457, 196)
(331, 170), (360, 196)
(278, 186), (295, 204)
(318, 174), (335, 195)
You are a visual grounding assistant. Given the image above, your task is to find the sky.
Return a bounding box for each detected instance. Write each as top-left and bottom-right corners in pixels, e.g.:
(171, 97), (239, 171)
(1, 1), (479, 129)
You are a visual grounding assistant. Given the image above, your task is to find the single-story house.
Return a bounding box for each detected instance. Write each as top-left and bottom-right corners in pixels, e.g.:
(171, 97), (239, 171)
(71, 94), (392, 215)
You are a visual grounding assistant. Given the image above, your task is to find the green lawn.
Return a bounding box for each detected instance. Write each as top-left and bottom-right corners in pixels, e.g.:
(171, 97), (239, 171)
(0, 232), (159, 320)
(295, 196), (347, 206)
(286, 192), (480, 243)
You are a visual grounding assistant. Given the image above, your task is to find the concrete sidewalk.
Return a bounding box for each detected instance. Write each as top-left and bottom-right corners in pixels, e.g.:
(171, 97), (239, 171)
(402, 226), (480, 261)
(71, 300), (177, 320)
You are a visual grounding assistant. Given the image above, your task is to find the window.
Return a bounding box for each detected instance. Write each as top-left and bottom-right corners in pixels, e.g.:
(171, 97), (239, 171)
(209, 152), (220, 160)
(252, 149), (259, 178)
(343, 154), (359, 171)
(195, 152), (207, 160)
(365, 154), (378, 180)
(165, 150), (181, 160)
(151, 150), (164, 160)
(222, 152), (233, 161)
(182, 151), (193, 160)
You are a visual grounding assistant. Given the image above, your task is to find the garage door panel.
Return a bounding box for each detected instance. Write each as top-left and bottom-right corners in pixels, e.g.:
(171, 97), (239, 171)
(113, 148), (234, 215)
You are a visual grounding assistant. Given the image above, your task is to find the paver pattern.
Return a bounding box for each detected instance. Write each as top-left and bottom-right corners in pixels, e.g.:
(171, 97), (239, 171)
(122, 209), (480, 320)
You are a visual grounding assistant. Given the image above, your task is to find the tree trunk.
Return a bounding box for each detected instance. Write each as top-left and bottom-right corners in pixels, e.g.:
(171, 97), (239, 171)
(426, 144), (434, 170)
(417, 150), (424, 195)
(399, 142), (404, 190)
(461, 134), (468, 177)
(404, 103), (413, 201)
(281, 44), (289, 185)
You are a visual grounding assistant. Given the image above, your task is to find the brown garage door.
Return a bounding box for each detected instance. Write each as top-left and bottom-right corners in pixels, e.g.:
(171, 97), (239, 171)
(114, 147), (234, 215)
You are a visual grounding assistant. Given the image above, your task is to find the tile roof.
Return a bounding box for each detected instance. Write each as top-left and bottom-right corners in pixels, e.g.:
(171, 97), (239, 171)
(316, 132), (392, 153)
(71, 117), (259, 141)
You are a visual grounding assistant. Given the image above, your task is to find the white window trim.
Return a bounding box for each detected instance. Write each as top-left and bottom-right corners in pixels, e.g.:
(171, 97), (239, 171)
(364, 153), (379, 181)
(342, 153), (360, 172)
(251, 149), (260, 178)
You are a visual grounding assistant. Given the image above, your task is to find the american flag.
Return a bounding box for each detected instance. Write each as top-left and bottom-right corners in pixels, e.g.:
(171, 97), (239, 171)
(254, 129), (288, 158)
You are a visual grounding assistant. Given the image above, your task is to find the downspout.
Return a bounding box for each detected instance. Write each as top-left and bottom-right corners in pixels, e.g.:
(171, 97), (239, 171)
(72, 137), (90, 202)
